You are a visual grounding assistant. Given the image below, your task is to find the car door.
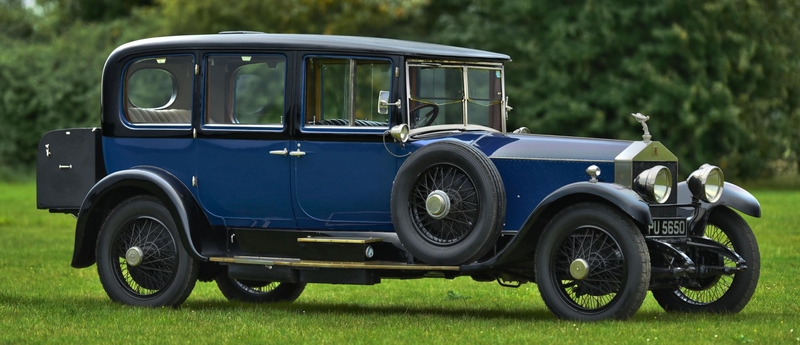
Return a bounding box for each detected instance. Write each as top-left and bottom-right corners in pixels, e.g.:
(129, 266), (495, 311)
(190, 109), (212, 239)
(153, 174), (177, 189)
(196, 53), (296, 229)
(291, 56), (400, 231)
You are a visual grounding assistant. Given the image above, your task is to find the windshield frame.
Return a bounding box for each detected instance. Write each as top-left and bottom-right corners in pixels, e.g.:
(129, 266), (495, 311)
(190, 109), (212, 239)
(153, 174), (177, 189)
(405, 59), (506, 134)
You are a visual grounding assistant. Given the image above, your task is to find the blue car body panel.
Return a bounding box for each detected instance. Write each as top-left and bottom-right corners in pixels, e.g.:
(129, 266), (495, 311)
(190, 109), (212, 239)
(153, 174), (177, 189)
(292, 139), (398, 231)
(196, 138), (296, 229)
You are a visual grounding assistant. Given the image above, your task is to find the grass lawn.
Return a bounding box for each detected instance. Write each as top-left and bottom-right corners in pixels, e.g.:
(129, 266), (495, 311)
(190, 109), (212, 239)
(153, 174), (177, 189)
(1, 182), (798, 344)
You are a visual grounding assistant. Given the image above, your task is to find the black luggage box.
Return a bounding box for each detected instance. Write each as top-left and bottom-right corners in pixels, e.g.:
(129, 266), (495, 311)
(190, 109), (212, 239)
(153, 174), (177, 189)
(36, 128), (103, 212)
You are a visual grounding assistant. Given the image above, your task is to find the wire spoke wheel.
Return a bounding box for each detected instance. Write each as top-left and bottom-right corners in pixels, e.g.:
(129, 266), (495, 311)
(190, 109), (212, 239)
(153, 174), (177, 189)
(216, 273), (306, 303)
(391, 141), (504, 265)
(111, 217), (177, 296)
(96, 196), (197, 307)
(652, 206), (760, 313)
(674, 224), (734, 305)
(553, 226), (625, 311)
(410, 164), (479, 245)
(536, 202), (649, 320)
(233, 280), (280, 294)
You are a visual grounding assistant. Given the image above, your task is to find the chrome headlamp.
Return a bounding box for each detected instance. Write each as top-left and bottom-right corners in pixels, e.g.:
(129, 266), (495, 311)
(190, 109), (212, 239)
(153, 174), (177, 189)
(389, 124), (410, 143)
(687, 164), (724, 203)
(633, 165), (672, 204)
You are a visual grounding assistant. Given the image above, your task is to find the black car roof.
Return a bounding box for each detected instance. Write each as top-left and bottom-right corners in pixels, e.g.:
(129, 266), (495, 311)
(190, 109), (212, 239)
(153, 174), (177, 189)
(111, 33), (511, 61)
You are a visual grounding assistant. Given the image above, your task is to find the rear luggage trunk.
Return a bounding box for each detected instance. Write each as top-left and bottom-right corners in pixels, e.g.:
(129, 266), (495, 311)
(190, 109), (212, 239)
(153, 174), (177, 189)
(36, 128), (104, 212)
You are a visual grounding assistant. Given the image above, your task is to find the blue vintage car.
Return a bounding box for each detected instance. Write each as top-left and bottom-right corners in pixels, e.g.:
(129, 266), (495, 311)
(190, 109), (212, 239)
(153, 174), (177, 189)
(36, 33), (761, 320)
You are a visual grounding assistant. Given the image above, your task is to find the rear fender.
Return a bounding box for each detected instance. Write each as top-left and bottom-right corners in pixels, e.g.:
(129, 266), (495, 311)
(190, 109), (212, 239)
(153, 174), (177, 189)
(72, 167), (211, 268)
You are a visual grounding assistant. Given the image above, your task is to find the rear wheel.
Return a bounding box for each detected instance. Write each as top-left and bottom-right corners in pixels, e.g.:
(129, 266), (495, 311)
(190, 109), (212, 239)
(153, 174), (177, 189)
(96, 195), (198, 307)
(652, 206), (759, 313)
(216, 274), (305, 303)
(535, 202), (650, 320)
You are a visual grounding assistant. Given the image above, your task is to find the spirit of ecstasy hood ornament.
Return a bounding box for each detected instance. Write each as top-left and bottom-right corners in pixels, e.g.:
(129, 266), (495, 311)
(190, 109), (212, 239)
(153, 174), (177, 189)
(631, 113), (651, 143)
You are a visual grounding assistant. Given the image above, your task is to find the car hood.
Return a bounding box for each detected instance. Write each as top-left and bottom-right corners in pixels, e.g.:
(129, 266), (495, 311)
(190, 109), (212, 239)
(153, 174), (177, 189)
(473, 132), (632, 162)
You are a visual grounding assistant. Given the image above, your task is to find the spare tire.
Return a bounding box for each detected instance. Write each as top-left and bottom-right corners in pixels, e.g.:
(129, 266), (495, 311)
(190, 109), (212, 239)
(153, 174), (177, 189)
(391, 140), (505, 265)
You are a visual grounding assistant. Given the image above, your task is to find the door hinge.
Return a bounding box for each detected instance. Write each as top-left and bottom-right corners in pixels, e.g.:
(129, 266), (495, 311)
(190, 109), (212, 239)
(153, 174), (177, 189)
(193, 128), (197, 138)
(395, 66), (399, 78)
(192, 176), (197, 187)
(195, 64), (199, 75)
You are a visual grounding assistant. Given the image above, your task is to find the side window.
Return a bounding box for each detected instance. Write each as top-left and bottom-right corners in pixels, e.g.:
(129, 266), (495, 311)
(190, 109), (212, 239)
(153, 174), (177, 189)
(205, 55), (286, 126)
(125, 55), (194, 125)
(305, 57), (391, 127)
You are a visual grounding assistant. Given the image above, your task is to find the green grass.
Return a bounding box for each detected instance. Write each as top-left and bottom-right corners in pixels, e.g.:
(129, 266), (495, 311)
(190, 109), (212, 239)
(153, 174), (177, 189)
(1, 182), (799, 344)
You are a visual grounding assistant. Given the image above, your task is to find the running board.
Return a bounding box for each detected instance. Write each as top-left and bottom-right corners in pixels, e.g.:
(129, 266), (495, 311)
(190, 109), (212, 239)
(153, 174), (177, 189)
(210, 256), (460, 271)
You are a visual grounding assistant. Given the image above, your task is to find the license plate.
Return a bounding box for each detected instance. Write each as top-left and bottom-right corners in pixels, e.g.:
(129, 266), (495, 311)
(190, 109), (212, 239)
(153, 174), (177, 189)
(648, 218), (688, 237)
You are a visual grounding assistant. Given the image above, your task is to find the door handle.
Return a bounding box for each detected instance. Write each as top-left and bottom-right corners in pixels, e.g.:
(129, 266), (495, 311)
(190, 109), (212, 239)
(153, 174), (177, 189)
(269, 148), (288, 156)
(289, 149), (306, 157)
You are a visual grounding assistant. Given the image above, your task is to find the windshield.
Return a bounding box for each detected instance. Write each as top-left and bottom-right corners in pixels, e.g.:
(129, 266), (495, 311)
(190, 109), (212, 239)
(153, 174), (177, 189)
(407, 62), (505, 131)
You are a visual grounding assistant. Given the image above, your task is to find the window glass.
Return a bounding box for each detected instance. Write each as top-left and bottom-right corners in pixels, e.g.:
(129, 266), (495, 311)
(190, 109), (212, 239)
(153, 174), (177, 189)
(305, 57), (391, 127)
(355, 60), (391, 124)
(407, 64), (504, 131)
(124, 55), (194, 124)
(205, 55), (286, 126)
(128, 69), (175, 108)
(466, 68), (503, 127)
(409, 66), (464, 127)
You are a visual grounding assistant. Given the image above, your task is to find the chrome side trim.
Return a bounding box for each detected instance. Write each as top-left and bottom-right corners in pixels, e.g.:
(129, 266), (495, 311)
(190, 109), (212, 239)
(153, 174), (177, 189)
(297, 237), (383, 244)
(490, 157), (614, 163)
(209, 256), (461, 271)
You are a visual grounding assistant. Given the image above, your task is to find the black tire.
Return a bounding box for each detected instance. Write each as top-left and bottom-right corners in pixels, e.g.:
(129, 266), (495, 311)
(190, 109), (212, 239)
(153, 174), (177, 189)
(652, 206), (760, 313)
(535, 202), (650, 321)
(216, 275), (306, 303)
(96, 195), (198, 307)
(391, 141), (505, 265)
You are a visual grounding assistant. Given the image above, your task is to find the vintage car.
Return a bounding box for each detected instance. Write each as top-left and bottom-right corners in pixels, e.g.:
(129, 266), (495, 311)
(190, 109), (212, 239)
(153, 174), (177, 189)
(36, 32), (761, 321)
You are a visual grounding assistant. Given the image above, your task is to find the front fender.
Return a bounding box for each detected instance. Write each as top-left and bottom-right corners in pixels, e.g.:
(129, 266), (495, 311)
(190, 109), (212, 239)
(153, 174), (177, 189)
(463, 181), (651, 271)
(677, 181), (761, 218)
(72, 167), (210, 268)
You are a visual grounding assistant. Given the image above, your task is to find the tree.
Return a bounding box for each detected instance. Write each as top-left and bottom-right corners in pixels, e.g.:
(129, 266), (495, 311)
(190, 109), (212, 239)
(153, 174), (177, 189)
(155, 0), (427, 36)
(411, 0), (800, 180)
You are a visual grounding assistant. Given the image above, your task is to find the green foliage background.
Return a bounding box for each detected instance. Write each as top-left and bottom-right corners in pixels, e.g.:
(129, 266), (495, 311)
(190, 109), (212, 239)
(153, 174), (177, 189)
(1, 0), (798, 180)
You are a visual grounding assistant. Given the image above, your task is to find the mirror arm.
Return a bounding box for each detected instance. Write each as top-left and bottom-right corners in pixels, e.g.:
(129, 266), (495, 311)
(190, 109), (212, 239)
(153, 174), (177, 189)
(379, 99), (402, 107)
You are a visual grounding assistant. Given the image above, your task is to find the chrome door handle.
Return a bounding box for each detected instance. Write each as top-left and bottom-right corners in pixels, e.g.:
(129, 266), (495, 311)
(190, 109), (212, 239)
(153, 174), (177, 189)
(289, 149), (306, 157)
(269, 148), (288, 156)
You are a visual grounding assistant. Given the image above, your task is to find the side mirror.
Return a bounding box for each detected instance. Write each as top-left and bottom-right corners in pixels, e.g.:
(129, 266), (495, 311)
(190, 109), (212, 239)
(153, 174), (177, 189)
(378, 90), (400, 115)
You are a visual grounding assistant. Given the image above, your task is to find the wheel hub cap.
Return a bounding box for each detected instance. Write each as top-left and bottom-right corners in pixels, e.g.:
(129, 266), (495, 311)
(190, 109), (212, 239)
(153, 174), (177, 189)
(425, 190), (451, 219)
(570, 258), (589, 280)
(125, 246), (145, 267)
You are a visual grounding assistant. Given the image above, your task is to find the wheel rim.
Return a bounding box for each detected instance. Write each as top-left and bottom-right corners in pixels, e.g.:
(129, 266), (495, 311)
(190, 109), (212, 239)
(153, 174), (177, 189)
(234, 280), (280, 295)
(409, 163), (479, 245)
(110, 216), (178, 297)
(551, 226), (625, 312)
(675, 224), (735, 305)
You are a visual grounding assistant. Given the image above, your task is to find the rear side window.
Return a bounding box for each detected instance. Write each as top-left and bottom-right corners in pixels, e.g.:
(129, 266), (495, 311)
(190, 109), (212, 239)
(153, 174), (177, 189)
(124, 55), (195, 125)
(205, 55), (286, 126)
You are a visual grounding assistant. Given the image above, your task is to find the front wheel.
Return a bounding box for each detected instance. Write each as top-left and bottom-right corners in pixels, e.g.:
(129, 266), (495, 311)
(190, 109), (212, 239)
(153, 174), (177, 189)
(96, 195), (198, 307)
(535, 202), (650, 321)
(216, 274), (306, 303)
(652, 206), (760, 313)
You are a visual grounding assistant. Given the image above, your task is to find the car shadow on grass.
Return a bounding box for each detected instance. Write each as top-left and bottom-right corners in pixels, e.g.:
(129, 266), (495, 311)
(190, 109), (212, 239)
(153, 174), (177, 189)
(182, 299), (556, 320)
(1, 293), (780, 322)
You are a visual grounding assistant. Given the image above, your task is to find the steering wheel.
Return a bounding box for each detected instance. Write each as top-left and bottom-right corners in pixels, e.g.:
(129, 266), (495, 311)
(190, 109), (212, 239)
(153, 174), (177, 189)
(410, 103), (440, 127)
